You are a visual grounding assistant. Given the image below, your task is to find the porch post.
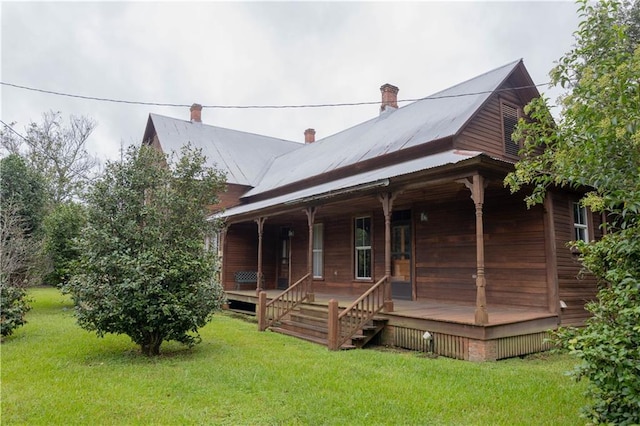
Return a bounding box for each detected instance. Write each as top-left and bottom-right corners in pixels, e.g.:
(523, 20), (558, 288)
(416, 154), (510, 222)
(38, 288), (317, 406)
(219, 225), (228, 288)
(543, 194), (559, 314)
(379, 192), (397, 312)
(305, 207), (317, 303)
(460, 175), (489, 325)
(255, 217), (266, 295)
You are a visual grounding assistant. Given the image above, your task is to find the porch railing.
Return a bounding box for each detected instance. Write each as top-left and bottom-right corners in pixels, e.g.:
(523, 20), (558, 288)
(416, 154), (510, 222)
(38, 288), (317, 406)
(328, 275), (388, 350)
(258, 273), (311, 331)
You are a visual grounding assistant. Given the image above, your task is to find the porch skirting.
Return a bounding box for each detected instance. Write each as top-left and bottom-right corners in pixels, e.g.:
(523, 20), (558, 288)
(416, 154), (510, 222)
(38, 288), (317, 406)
(382, 326), (554, 361)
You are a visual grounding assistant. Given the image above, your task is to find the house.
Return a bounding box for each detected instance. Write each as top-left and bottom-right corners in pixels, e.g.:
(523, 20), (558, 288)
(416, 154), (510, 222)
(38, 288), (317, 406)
(142, 59), (601, 361)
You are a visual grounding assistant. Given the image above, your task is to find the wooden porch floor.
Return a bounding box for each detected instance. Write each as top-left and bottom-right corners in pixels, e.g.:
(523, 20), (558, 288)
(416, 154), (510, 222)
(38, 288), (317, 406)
(225, 289), (556, 327)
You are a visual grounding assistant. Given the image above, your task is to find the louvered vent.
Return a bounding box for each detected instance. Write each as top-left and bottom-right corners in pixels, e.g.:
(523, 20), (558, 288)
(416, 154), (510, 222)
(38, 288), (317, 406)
(502, 104), (520, 156)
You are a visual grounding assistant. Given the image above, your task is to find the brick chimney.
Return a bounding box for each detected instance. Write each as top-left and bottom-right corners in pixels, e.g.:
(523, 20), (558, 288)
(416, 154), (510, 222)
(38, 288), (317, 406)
(380, 83), (399, 113)
(304, 128), (316, 144)
(190, 103), (202, 123)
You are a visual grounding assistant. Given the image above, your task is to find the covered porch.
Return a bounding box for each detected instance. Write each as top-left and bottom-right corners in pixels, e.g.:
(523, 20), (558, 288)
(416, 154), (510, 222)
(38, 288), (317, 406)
(225, 289), (558, 361)
(216, 157), (560, 361)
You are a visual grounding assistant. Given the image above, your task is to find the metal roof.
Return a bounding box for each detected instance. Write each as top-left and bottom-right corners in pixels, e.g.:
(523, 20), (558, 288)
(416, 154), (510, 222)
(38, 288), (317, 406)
(218, 149), (483, 219)
(243, 59), (523, 197)
(148, 114), (302, 186)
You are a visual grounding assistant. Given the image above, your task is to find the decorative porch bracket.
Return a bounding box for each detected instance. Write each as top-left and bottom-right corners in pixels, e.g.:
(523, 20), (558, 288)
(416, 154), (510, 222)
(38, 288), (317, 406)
(458, 175), (489, 325)
(304, 206), (317, 303)
(378, 192), (398, 312)
(255, 217), (266, 295)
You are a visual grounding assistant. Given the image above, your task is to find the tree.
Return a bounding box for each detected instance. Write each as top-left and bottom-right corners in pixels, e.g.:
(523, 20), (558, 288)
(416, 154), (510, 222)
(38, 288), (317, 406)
(0, 154), (47, 238)
(0, 111), (98, 203)
(0, 202), (33, 337)
(42, 202), (86, 287)
(505, 0), (639, 423)
(0, 154), (47, 336)
(66, 145), (227, 356)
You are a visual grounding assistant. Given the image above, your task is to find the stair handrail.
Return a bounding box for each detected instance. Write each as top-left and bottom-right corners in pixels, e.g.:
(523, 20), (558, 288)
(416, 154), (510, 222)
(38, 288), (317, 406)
(258, 273), (311, 331)
(333, 275), (388, 349)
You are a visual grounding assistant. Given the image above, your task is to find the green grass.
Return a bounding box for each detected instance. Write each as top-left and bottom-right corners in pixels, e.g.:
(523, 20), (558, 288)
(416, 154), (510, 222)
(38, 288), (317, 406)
(1, 287), (586, 425)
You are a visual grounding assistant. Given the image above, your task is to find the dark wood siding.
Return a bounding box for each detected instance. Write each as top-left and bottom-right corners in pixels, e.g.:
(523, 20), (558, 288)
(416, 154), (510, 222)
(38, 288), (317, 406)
(455, 92), (524, 161)
(483, 190), (547, 308)
(553, 192), (600, 326)
(223, 223), (257, 291)
(214, 183), (250, 211)
(415, 195), (476, 304)
(414, 186), (548, 308)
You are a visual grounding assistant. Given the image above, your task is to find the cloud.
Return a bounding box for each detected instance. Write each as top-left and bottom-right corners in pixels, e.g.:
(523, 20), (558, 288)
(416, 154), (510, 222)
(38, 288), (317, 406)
(1, 1), (580, 163)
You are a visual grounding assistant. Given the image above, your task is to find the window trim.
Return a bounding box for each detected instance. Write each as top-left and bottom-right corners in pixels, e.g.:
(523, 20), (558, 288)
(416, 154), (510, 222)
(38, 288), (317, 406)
(312, 223), (324, 279)
(572, 201), (590, 242)
(354, 216), (372, 280)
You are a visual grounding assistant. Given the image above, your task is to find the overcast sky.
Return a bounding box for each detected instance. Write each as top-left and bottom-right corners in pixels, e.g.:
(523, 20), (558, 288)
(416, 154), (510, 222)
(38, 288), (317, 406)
(1, 1), (580, 165)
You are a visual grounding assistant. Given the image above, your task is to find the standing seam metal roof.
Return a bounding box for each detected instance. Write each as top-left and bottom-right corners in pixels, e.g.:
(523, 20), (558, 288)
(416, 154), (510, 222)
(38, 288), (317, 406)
(148, 114), (303, 186)
(242, 59), (523, 197)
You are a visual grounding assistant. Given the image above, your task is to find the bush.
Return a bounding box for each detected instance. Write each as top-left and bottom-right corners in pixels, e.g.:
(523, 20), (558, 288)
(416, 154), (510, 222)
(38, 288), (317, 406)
(556, 225), (640, 424)
(42, 202), (86, 287)
(0, 281), (31, 337)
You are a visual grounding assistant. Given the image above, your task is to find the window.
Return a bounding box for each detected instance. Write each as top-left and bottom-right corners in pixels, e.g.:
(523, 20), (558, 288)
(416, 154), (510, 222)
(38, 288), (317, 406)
(355, 216), (372, 279)
(502, 102), (520, 156)
(312, 223), (323, 279)
(205, 231), (221, 255)
(573, 202), (589, 242)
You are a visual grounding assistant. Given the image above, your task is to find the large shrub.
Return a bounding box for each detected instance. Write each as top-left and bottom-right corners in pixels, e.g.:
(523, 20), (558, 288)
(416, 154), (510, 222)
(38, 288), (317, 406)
(66, 145), (227, 356)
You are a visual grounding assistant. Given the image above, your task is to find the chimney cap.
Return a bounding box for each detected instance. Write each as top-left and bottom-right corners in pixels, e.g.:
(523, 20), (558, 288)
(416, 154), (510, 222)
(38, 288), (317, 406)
(380, 83), (399, 93)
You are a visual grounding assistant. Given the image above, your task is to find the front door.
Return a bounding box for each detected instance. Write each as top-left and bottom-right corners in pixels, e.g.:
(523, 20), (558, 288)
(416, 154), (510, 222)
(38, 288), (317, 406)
(391, 210), (412, 300)
(277, 227), (291, 290)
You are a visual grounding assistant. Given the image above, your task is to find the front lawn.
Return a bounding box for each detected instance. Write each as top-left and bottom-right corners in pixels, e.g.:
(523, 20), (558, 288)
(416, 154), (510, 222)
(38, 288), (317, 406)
(1, 287), (586, 425)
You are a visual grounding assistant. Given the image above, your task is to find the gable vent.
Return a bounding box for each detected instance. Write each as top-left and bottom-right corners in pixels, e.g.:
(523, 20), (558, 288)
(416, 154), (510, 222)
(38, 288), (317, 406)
(502, 103), (519, 156)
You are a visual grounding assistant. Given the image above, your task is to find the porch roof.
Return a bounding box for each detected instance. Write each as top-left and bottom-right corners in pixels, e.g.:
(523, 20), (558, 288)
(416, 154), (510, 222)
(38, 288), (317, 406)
(216, 149), (483, 220)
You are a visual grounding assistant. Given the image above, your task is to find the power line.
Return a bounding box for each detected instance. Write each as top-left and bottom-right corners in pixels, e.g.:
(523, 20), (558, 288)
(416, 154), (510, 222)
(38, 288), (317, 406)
(0, 119), (28, 142)
(0, 80), (551, 110)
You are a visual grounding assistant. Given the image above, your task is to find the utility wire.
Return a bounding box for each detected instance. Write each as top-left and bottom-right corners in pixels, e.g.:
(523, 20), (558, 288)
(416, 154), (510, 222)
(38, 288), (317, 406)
(0, 119), (28, 142)
(0, 80), (552, 110)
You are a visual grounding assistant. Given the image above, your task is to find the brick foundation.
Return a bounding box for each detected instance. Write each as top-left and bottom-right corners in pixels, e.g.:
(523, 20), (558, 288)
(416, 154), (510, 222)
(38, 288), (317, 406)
(468, 338), (497, 362)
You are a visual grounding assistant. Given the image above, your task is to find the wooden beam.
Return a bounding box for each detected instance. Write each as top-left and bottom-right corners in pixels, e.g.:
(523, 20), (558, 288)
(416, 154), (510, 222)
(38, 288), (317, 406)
(219, 225), (228, 289)
(304, 207), (317, 302)
(379, 192), (398, 312)
(458, 175), (489, 325)
(543, 194), (559, 314)
(255, 217), (266, 295)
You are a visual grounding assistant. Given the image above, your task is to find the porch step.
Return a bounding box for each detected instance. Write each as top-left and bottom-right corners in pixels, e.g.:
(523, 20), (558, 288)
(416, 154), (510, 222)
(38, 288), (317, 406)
(268, 302), (388, 350)
(269, 326), (356, 350)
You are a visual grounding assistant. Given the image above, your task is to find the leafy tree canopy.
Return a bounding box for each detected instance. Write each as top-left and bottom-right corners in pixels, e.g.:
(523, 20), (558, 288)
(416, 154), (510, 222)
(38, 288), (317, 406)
(67, 144), (226, 356)
(0, 154), (47, 237)
(42, 202), (86, 287)
(505, 0), (639, 423)
(1, 111), (98, 204)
